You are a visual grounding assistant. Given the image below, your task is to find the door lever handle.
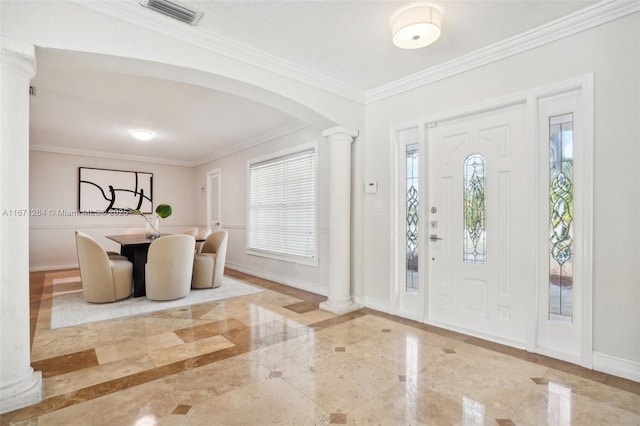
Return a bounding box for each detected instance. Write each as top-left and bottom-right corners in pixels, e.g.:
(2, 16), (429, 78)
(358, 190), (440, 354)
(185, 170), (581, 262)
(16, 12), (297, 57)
(430, 234), (443, 241)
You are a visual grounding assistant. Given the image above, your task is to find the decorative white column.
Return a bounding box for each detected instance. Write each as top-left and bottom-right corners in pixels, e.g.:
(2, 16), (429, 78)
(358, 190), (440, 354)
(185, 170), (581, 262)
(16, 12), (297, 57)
(0, 37), (42, 414)
(319, 126), (361, 315)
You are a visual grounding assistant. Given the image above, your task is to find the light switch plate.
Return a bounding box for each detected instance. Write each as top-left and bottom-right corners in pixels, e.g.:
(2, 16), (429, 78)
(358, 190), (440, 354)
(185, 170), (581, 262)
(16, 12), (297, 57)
(365, 181), (378, 194)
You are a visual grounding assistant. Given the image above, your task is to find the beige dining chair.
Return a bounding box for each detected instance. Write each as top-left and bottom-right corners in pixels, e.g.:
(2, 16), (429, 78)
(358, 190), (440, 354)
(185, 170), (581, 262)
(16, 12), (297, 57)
(192, 230), (227, 289)
(145, 234), (195, 301)
(75, 231), (133, 303)
(194, 228), (212, 254)
(182, 227), (199, 237)
(125, 227), (149, 235)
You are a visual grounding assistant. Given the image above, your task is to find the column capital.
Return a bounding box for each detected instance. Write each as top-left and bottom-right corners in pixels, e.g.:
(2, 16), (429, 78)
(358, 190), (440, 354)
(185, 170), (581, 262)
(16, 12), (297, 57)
(1, 37), (36, 77)
(322, 125), (359, 140)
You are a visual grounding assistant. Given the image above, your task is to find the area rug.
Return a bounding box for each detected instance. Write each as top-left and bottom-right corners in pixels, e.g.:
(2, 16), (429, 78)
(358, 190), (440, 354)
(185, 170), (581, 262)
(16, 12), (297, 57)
(50, 276), (263, 329)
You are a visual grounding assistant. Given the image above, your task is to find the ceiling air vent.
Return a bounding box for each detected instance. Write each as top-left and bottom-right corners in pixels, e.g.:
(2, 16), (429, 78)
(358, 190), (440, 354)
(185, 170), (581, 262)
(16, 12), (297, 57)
(139, 0), (203, 26)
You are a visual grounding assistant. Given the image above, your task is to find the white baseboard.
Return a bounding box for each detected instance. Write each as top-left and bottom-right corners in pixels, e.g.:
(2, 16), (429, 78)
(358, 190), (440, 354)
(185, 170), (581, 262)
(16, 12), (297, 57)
(592, 351), (640, 382)
(30, 263), (78, 272)
(534, 346), (583, 367)
(425, 318), (527, 350)
(225, 261), (328, 297)
(353, 295), (389, 313)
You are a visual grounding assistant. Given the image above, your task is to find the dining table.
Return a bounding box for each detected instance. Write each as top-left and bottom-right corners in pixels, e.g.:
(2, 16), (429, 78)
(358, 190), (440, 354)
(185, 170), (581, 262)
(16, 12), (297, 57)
(106, 234), (166, 297)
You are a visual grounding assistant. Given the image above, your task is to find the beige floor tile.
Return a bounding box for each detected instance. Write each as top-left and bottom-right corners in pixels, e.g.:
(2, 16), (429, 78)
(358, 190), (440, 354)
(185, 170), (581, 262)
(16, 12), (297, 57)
(155, 414), (192, 426)
(31, 327), (104, 361)
(42, 354), (156, 398)
(162, 352), (271, 406)
(295, 309), (336, 325)
(419, 350), (537, 419)
(148, 335), (235, 367)
(512, 383), (640, 425)
(282, 349), (400, 412)
(543, 368), (640, 416)
(454, 341), (549, 377)
(95, 331), (184, 364)
(347, 383), (496, 426)
(187, 376), (330, 425)
(36, 380), (179, 426)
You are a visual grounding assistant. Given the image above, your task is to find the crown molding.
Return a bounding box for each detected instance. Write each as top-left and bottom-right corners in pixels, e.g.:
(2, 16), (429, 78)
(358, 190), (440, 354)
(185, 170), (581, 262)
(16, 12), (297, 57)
(70, 0), (366, 104)
(29, 144), (194, 167)
(30, 119), (311, 167)
(365, 0), (640, 104)
(193, 119), (312, 166)
(0, 36), (35, 61)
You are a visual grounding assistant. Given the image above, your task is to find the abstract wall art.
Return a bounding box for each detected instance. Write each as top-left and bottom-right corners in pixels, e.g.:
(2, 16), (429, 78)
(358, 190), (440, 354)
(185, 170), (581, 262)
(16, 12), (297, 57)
(79, 167), (153, 214)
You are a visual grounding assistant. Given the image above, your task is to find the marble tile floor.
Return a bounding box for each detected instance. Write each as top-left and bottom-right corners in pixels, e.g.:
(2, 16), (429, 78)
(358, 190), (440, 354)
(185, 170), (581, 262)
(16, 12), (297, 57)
(2, 269), (639, 425)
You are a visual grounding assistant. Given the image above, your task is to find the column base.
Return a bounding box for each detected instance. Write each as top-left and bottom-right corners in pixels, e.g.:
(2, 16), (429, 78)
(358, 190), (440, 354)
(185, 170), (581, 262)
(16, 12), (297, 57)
(0, 370), (42, 414)
(319, 300), (361, 316)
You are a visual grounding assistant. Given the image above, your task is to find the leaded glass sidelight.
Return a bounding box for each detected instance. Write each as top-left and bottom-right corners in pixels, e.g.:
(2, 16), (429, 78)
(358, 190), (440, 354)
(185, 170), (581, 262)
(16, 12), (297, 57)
(406, 143), (419, 292)
(463, 154), (486, 263)
(549, 113), (574, 322)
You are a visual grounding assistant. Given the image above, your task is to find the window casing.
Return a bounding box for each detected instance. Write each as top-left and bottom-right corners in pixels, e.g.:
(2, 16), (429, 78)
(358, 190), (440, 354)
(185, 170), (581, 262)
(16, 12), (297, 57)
(247, 146), (318, 266)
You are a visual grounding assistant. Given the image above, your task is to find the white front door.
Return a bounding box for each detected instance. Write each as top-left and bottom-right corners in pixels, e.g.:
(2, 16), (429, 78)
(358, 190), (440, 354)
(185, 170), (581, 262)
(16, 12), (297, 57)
(427, 104), (535, 347)
(207, 170), (221, 230)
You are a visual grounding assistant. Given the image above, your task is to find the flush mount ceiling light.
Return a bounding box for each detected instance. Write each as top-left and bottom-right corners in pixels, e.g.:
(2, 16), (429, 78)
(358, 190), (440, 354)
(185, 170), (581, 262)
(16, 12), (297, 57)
(129, 129), (156, 141)
(392, 5), (442, 49)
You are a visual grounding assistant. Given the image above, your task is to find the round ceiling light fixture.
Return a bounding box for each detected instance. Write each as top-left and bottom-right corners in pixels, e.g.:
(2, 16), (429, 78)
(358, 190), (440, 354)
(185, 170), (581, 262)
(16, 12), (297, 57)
(128, 129), (156, 141)
(392, 5), (442, 49)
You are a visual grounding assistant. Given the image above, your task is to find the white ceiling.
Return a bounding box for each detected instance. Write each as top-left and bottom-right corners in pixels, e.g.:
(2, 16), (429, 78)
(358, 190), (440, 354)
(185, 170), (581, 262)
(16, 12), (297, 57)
(29, 0), (599, 165)
(185, 0), (595, 91)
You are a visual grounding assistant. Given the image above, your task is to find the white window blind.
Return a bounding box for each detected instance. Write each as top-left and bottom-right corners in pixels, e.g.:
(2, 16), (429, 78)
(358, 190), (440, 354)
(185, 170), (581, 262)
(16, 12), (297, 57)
(248, 149), (316, 260)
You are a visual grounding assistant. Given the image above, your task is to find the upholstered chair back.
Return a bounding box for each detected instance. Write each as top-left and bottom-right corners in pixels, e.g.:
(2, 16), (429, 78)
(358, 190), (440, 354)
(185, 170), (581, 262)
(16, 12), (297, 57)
(124, 227), (148, 235)
(75, 231), (132, 303)
(182, 227), (199, 237)
(200, 230), (228, 288)
(194, 228), (212, 254)
(145, 234), (195, 301)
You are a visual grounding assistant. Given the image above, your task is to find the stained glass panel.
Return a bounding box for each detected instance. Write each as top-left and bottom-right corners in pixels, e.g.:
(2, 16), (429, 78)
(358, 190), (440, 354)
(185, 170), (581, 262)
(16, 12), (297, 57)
(549, 113), (573, 322)
(463, 154), (486, 263)
(406, 143), (419, 292)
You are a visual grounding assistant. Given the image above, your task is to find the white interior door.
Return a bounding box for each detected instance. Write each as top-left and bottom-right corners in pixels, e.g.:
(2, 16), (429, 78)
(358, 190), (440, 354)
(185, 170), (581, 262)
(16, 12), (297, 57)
(427, 104), (535, 347)
(207, 170), (221, 230)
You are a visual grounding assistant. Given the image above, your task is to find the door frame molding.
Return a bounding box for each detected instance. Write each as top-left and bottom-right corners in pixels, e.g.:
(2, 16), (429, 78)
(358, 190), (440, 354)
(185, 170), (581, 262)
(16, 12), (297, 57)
(390, 74), (593, 367)
(389, 125), (427, 321)
(206, 168), (221, 229)
(531, 75), (594, 368)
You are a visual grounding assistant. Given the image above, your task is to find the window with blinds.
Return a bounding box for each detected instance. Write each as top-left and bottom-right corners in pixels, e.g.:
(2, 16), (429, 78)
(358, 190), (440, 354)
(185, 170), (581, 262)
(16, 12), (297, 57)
(248, 148), (317, 263)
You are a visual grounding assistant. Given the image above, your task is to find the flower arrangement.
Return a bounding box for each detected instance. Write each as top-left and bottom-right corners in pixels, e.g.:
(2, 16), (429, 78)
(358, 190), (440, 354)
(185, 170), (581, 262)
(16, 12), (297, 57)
(129, 203), (172, 238)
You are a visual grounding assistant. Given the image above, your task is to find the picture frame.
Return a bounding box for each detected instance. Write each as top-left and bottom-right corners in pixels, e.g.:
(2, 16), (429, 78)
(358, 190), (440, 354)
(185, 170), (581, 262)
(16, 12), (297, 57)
(78, 167), (153, 214)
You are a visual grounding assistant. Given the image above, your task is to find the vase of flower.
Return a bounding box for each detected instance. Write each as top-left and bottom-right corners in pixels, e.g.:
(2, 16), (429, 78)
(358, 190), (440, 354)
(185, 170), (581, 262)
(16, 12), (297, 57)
(130, 204), (172, 239)
(146, 217), (160, 238)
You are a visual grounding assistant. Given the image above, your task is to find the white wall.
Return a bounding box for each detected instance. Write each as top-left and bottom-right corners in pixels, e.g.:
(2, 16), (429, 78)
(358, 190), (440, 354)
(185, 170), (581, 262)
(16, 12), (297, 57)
(29, 150), (196, 270)
(194, 125), (331, 296)
(362, 15), (640, 365)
